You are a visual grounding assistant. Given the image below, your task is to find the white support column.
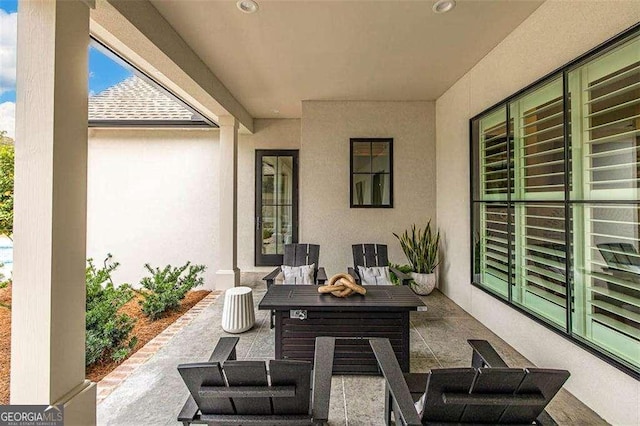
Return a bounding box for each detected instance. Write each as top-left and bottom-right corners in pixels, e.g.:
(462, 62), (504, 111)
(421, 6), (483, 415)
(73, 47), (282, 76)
(216, 116), (240, 289)
(11, 1), (96, 424)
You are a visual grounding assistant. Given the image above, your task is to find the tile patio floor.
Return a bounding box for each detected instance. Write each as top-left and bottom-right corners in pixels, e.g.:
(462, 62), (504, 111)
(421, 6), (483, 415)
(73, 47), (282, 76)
(97, 274), (606, 425)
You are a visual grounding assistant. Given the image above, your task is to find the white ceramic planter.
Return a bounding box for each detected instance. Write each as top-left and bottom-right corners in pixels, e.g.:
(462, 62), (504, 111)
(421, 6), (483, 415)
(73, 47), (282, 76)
(410, 272), (437, 295)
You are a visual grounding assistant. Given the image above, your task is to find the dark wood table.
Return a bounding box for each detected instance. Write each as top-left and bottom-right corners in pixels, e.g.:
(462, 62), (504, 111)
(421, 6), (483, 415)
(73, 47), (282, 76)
(258, 285), (426, 374)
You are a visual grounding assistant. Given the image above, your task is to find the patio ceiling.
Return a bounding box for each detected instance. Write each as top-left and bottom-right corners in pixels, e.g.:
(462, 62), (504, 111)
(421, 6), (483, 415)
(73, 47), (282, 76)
(150, 0), (544, 119)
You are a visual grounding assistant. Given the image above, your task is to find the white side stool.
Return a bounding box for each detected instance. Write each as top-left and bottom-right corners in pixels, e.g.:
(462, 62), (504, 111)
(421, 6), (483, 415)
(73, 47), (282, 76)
(221, 286), (255, 333)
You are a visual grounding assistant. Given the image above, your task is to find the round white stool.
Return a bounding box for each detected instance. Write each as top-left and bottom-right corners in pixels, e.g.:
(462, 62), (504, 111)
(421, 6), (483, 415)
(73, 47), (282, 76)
(221, 286), (255, 333)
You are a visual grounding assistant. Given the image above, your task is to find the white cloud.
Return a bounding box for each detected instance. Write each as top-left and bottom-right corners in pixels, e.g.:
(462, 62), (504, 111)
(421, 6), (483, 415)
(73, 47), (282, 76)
(0, 9), (17, 95)
(0, 102), (15, 138)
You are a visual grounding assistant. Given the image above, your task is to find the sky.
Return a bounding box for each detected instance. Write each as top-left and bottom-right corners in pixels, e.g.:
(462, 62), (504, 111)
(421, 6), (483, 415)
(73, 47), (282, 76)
(0, 0), (132, 138)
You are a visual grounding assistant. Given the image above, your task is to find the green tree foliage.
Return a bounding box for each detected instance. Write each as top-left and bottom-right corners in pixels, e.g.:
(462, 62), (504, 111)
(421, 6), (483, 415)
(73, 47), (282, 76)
(0, 131), (14, 239)
(139, 262), (205, 320)
(86, 254), (137, 366)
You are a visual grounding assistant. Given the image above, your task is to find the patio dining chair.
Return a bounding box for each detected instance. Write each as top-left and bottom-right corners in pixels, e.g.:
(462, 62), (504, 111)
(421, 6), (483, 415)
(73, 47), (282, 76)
(349, 243), (412, 286)
(262, 243), (328, 328)
(177, 336), (336, 426)
(370, 338), (570, 426)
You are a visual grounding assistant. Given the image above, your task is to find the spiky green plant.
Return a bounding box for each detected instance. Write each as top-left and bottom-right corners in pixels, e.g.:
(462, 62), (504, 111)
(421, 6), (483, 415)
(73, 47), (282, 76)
(393, 221), (440, 274)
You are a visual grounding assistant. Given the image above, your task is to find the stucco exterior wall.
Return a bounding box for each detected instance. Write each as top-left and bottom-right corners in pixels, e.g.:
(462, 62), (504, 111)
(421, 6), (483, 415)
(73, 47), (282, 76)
(87, 128), (219, 289)
(301, 101), (436, 275)
(435, 2), (640, 424)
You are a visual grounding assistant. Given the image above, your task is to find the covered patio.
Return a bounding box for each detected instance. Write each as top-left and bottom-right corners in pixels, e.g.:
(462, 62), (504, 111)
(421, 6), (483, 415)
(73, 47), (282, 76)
(9, 0), (640, 425)
(96, 279), (603, 425)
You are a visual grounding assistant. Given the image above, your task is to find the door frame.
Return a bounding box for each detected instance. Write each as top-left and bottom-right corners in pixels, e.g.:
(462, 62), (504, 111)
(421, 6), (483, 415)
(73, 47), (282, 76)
(255, 149), (299, 266)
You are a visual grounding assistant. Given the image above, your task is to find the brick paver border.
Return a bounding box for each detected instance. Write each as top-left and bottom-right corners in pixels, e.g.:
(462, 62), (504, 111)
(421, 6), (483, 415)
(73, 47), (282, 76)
(96, 291), (221, 404)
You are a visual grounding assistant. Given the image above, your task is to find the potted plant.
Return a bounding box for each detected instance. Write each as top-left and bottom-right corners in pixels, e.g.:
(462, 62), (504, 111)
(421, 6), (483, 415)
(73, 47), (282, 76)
(393, 221), (440, 295)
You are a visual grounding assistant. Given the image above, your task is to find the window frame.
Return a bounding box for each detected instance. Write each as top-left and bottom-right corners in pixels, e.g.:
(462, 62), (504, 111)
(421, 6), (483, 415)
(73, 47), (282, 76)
(349, 138), (394, 208)
(469, 22), (640, 380)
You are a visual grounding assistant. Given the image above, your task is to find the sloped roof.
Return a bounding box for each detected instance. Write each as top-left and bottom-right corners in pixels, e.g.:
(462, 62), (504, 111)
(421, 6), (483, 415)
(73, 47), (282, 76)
(88, 75), (204, 123)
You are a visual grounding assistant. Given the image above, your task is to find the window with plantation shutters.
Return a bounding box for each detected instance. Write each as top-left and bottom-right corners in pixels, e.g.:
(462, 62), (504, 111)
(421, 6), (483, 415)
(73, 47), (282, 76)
(570, 36), (640, 200)
(574, 204), (640, 363)
(513, 204), (567, 326)
(471, 26), (640, 375)
(568, 33), (640, 369)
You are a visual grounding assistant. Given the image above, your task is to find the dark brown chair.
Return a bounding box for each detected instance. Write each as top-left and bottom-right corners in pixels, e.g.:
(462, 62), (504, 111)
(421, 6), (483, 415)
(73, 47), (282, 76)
(262, 243), (327, 288)
(370, 338), (570, 426)
(349, 243), (412, 285)
(178, 336), (336, 426)
(262, 243), (327, 328)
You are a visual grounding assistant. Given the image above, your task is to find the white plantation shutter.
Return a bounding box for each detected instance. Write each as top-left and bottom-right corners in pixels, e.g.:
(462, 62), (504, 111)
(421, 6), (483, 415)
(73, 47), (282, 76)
(515, 204), (567, 325)
(510, 79), (567, 326)
(515, 80), (565, 199)
(480, 204), (510, 297)
(578, 205), (640, 362)
(480, 108), (510, 200)
(573, 37), (640, 200)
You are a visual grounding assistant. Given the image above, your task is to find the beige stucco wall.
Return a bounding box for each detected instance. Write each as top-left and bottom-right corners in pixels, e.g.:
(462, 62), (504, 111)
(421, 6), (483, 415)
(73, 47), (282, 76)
(435, 2), (640, 424)
(87, 119), (300, 293)
(301, 101), (436, 275)
(238, 119), (301, 272)
(87, 128), (219, 289)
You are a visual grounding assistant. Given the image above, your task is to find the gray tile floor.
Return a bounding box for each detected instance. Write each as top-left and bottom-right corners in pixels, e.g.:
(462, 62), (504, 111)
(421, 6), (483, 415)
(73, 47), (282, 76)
(97, 275), (606, 425)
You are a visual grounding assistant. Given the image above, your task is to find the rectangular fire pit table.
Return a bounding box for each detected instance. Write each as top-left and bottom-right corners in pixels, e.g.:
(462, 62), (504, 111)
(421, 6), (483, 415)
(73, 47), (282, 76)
(258, 285), (426, 374)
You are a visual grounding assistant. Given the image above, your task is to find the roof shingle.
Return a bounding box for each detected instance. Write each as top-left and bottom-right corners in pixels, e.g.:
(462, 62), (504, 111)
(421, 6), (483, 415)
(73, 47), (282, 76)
(88, 75), (200, 122)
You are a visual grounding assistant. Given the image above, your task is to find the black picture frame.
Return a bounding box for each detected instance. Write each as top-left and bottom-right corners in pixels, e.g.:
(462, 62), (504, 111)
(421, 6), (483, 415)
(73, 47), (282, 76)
(350, 138), (394, 208)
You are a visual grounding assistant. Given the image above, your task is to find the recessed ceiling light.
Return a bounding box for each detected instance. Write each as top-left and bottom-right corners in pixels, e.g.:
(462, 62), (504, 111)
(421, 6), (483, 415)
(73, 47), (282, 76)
(237, 0), (259, 14)
(433, 0), (456, 14)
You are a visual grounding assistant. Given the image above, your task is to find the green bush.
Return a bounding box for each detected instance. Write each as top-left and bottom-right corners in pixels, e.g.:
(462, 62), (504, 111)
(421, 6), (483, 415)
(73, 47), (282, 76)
(389, 263), (414, 285)
(85, 255), (137, 366)
(0, 140), (14, 239)
(139, 262), (205, 320)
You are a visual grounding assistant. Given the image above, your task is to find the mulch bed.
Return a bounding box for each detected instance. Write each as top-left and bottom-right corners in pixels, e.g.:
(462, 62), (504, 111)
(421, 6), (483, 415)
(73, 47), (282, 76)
(0, 283), (210, 404)
(0, 282), (11, 406)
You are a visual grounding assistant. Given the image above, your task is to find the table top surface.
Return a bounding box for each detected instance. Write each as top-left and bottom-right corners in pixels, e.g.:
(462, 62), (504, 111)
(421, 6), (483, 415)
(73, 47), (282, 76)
(258, 285), (426, 311)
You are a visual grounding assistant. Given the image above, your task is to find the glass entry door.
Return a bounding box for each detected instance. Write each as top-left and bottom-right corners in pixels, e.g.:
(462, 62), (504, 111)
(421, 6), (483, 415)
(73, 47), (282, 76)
(255, 150), (299, 266)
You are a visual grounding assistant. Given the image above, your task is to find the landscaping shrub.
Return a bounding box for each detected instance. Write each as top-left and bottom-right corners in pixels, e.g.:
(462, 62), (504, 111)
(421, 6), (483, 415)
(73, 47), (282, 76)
(139, 262), (205, 320)
(0, 137), (14, 239)
(85, 254), (137, 366)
